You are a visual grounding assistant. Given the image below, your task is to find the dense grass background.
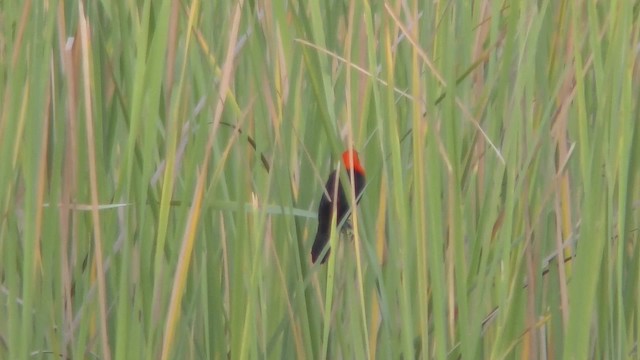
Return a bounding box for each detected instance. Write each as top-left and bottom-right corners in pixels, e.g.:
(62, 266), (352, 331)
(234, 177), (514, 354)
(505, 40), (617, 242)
(1, 0), (640, 359)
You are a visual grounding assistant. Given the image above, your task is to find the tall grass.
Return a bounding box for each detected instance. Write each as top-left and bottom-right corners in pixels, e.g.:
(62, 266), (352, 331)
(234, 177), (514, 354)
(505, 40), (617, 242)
(1, 0), (639, 359)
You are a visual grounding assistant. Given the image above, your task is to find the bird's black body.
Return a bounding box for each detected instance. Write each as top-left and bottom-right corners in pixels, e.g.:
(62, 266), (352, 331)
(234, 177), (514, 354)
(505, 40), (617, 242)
(311, 170), (365, 264)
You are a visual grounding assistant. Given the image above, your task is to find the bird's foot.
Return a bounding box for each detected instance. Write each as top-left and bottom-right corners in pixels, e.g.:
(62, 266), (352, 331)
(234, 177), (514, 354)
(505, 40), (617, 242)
(341, 218), (354, 240)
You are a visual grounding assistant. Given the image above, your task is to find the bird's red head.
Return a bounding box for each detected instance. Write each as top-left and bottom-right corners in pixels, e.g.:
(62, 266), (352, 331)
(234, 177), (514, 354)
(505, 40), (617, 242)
(342, 150), (365, 175)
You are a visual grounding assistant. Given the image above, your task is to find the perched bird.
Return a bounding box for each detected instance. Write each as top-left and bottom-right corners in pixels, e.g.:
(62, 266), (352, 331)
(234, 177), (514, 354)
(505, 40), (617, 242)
(311, 150), (365, 264)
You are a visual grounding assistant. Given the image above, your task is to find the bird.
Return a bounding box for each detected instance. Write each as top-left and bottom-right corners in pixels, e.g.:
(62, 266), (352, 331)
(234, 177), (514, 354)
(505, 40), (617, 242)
(311, 150), (366, 264)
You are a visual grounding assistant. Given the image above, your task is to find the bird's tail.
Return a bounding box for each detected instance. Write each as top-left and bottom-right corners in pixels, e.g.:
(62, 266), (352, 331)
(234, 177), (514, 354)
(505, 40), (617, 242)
(311, 230), (331, 264)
